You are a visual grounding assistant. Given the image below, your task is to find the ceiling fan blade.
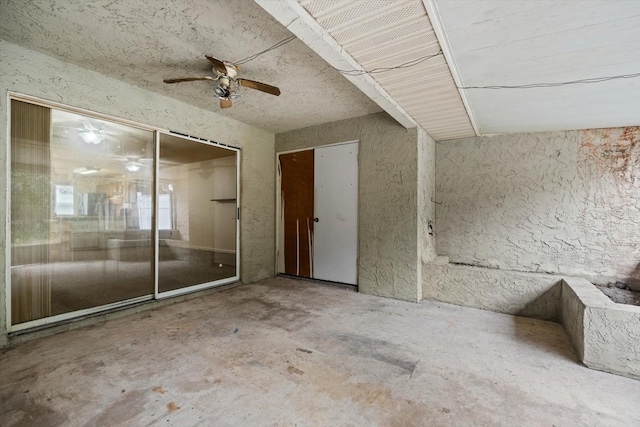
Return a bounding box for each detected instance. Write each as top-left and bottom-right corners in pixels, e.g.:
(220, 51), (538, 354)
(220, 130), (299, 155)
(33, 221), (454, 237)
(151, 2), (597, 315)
(205, 55), (229, 75)
(237, 79), (281, 96)
(220, 98), (232, 109)
(164, 76), (216, 83)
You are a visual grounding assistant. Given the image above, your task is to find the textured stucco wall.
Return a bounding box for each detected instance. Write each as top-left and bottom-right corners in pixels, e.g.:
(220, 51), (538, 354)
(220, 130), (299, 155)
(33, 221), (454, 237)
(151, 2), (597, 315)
(416, 128), (437, 301)
(585, 305), (640, 380)
(436, 128), (640, 289)
(561, 277), (640, 380)
(0, 41), (276, 344)
(276, 113), (421, 301)
(423, 257), (562, 321)
(560, 280), (585, 361)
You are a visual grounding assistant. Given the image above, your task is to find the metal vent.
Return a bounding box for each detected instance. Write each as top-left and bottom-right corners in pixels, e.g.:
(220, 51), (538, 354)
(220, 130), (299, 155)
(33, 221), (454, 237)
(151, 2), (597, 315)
(316, 0), (399, 32)
(298, 0), (476, 140)
(332, 1), (425, 45)
(355, 33), (439, 66)
(300, 0), (351, 18)
(344, 19), (432, 53)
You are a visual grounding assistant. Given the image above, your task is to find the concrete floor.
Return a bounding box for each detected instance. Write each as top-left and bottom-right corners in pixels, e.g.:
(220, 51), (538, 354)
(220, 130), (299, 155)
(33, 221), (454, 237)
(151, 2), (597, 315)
(1, 277), (639, 426)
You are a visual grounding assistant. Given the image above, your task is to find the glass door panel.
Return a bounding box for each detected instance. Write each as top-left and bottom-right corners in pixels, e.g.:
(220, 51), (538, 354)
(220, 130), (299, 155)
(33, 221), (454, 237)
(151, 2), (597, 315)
(158, 133), (238, 293)
(10, 100), (155, 324)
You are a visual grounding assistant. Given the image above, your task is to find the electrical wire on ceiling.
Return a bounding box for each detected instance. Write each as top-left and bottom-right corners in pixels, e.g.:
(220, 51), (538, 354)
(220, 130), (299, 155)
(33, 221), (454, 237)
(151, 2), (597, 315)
(458, 72), (640, 89)
(335, 50), (443, 76)
(234, 35), (297, 65)
(231, 34), (640, 87)
(233, 33), (444, 76)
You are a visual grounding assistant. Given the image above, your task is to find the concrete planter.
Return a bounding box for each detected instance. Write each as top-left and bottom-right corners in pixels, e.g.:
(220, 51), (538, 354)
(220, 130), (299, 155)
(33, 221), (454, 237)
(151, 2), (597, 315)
(422, 258), (640, 380)
(561, 277), (640, 380)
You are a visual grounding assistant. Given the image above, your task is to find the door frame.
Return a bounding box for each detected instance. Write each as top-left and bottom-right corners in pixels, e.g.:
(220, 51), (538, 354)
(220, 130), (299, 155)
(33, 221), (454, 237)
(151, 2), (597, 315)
(5, 92), (241, 333)
(155, 131), (241, 300)
(154, 129), (242, 300)
(275, 140), (359, 282)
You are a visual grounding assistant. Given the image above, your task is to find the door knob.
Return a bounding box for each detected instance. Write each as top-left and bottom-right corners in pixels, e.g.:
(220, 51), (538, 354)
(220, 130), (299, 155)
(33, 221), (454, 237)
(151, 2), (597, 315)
(313, 218), (319, 222)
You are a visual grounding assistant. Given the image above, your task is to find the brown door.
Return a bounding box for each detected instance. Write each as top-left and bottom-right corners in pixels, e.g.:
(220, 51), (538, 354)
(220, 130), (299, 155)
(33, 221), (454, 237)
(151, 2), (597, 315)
(279, 150), (314, 277)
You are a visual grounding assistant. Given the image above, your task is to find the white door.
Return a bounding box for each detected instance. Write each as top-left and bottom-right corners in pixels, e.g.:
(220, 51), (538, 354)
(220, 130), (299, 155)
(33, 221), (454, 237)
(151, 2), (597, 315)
(313, 142), (358, 284)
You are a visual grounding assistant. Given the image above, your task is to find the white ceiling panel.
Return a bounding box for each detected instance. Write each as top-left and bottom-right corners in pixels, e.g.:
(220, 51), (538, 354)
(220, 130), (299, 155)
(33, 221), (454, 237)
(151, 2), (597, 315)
(433, 0), (640, 135)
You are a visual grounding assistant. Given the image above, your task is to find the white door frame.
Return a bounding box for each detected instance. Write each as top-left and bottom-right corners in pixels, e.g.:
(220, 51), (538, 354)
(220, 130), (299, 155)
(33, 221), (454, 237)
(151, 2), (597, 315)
(275, 140), (359, 282)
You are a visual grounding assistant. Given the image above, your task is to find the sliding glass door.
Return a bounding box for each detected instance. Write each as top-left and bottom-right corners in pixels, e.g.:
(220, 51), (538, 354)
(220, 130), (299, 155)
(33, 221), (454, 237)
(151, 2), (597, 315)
(157, 133), (238, 295)
(8, 96), (240, 331)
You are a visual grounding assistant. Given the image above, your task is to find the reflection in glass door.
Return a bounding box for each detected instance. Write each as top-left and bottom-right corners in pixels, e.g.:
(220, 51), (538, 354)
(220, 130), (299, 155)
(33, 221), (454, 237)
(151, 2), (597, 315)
(157, 133), (238, 295)
(9, 96), (240, 331)
(10, 100), (155, 326)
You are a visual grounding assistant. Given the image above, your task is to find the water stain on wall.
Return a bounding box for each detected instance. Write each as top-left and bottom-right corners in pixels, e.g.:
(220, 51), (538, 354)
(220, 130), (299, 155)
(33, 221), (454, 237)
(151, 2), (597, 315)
(576, 127), (640, 286)
(578, 126), (639, 185)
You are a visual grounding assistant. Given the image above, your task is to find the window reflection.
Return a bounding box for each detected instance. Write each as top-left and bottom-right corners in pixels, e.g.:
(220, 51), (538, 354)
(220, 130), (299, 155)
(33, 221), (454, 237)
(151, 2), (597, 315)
(11, 101), (155, 324)
(158, 133), (237, 293)
(10, 99), (239, 327)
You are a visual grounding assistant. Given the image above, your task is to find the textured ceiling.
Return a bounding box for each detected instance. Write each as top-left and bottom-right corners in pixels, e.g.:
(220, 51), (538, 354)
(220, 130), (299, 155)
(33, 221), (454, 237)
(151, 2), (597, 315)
(433, 0), (640, 134)
(299, 0), (476, 141)
(0, 0), (382, 133)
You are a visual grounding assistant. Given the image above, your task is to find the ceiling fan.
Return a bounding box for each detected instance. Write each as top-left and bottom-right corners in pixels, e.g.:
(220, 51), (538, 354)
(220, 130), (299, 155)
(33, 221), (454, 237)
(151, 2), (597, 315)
(113, 155), (153, 172)
(163, 55), (281, 108)
(53, 119), (114, 145)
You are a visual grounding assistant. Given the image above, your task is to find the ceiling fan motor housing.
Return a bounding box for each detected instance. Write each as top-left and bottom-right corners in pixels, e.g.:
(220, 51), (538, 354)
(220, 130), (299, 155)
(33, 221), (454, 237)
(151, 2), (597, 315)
(223, 63), (237, 78)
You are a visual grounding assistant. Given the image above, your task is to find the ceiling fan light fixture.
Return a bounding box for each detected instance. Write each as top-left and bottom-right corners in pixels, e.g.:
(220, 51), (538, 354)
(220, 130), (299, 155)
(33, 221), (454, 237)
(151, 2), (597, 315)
(79, 130), (105, 144)
(213, 85), (230, 98)
(125, 161), (142, 172)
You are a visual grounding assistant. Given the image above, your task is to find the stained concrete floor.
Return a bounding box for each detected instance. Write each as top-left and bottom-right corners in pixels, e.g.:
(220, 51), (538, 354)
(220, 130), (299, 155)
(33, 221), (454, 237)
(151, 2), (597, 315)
(1, 277), (639, 426)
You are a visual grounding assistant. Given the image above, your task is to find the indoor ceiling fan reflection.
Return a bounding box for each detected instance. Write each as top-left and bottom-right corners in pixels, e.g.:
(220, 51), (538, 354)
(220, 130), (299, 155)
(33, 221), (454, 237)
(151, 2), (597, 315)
(114, 155), (152, 173)
(73, 119), (111, 144)
(55, 119), (111, 145)
(79, 128), (106, 144)
(124, 161), (143, 172)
